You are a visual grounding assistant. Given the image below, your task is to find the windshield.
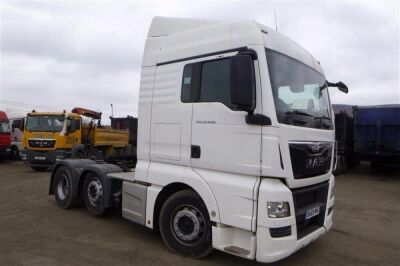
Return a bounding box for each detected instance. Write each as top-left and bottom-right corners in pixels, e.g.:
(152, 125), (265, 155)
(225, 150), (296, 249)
(26, 115), (65, 132)
(266, 49), (333, 129)
(0, 122), (10, 133)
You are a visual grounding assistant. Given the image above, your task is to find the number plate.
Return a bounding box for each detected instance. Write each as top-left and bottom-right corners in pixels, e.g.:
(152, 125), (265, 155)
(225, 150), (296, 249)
(34, 156), (46, 161)
(305, 206), (320, 220)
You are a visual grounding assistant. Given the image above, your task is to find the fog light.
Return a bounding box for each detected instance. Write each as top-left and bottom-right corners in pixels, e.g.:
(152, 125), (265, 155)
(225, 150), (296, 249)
(267, 202), (290, 218)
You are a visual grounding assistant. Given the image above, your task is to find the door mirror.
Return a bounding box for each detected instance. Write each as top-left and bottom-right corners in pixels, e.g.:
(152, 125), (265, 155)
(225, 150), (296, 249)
(326, 81), (349, 94)
(336, 81), (349, 93)
(67, 119), (80, 133)
(230, 54), (256, 113)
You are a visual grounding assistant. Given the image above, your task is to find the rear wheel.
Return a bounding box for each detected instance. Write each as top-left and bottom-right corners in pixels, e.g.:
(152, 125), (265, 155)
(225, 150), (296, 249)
(53, 166), (77, 208)
(159, 190), (212, 258)
(83, 174), (107, 216)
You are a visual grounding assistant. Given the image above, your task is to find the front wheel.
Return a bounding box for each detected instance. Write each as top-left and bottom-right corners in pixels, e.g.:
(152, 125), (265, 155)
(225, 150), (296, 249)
(10, 146), (20, 160)
(159, 190), (212, 258)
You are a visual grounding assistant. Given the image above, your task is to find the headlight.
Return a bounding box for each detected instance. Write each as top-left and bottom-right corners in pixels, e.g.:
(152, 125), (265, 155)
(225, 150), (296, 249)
(330, 185), (334, 199)
(267, 202), (290, 218)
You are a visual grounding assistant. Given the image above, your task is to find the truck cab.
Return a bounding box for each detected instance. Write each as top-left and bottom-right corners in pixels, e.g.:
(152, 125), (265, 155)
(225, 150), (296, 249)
(21, 111), (84, 170)
(22, 110), (130, 171)
(8, 117), (25, 160)
(0, 111), (11, 160)
(49, 17), (347, 263)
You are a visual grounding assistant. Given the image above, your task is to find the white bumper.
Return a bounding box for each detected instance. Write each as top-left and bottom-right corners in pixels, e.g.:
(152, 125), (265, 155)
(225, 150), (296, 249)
(212, 175), (334, 263)
(255, 175), (334, 263)
(256, 210), (333, 263)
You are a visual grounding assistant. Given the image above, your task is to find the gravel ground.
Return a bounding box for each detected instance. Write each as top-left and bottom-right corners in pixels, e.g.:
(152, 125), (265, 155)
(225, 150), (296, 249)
(0, 161), (399, 266)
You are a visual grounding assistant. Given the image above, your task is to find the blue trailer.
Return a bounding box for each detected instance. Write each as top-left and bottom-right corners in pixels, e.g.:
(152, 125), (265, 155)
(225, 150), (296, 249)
(332, 104), (360, 174)
(354, 105), (400, 169)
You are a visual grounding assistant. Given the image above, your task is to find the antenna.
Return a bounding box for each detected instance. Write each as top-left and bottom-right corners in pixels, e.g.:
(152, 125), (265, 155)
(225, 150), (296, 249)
(274, 10), (278, 32)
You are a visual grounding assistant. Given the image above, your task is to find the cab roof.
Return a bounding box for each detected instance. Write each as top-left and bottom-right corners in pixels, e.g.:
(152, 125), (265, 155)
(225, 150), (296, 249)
(144, 16), (323, 74)
(28, 111), (80, 118)
(0, 111), (8, 121)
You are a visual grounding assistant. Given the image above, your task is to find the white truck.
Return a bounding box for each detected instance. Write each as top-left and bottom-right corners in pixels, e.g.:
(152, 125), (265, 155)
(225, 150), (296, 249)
(9, 117), (25, 160)
(49, 17), (348, 263)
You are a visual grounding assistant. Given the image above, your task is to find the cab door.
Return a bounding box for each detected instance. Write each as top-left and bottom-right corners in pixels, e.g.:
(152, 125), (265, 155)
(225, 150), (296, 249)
(184, 50), (263, 230)
(189, 52), (262, 176)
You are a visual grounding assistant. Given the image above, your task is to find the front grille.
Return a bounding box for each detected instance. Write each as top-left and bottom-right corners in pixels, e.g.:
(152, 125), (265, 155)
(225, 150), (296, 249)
(291, 181), (329, 239)
(28, 139), (56, 148)
(289, 142), (333, 179)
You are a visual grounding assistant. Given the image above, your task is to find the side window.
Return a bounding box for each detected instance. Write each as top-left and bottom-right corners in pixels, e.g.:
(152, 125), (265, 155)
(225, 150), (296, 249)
(181, 58), (233, 109)
(200, 59), (231, 108)
(181, 64), (193, 102)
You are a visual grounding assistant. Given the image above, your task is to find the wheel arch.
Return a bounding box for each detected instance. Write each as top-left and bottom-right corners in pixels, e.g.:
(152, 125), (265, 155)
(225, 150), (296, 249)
(152, 179), (220, 231)
(71, 144), (86, 158)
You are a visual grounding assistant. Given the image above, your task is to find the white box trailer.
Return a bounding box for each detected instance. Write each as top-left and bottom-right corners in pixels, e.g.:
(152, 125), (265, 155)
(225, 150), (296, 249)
(49, 16), (348, 263)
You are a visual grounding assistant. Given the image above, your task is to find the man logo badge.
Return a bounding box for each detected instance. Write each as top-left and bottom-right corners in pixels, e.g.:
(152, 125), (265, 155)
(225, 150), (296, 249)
(309, 142), (321, 152)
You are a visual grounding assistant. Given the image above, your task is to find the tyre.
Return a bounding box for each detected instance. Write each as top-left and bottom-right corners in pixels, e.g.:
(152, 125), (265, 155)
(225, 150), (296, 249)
(83, 173), (107, 216)
(53, 166), (78, 208)
(159, 190), (212, 258)
(31, 166), (49, 171)
(10, 146), (20, 160)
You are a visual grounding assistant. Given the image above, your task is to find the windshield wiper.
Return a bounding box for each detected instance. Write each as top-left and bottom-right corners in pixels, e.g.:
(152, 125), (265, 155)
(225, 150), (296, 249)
(314, 115), (333, 129)
(285, 110), (314, 117)
(314, 115), (332, 121)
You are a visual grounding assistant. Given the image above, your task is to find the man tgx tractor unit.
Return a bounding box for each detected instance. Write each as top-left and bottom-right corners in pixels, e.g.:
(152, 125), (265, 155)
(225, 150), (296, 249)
(49, 17), (348, 263)
(21, 107), (130, 171)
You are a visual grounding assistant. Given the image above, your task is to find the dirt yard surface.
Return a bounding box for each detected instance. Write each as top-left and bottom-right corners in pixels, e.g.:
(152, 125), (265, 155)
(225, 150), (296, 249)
(0, 161), (399, 266)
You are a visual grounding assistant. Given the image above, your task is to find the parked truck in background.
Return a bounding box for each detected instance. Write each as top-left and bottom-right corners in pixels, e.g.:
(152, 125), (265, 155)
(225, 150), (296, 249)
(48, 17), (348, 262)
(21, 107), (132, 171)
(0, 111), (11, 161)
(110, 116), (138, 153)
(332, 105), (360, 174)
(354, 105), (400, 170)
(9, 117), (25, 160)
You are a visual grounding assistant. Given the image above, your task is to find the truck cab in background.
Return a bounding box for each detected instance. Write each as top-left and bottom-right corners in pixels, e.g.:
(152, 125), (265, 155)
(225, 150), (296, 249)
(8, 117), (25, 160)
(0, 111), (11, 160)
(21, 109), (131, 171)
(49, 17), (348, 263)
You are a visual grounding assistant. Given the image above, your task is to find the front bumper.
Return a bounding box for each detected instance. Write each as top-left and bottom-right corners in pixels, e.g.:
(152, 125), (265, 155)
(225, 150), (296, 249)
(212, 176), (334, 263)
(256, 175), (334, 263)
(256, 205), (333, 263)
(21, 149), (69, 166)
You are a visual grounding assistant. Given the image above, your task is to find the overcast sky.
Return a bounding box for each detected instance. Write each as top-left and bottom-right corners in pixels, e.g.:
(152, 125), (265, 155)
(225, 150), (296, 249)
(0, 0), (399, 121)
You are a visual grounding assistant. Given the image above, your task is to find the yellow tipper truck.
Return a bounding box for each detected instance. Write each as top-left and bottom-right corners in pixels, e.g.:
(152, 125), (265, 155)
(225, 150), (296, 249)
(21, 107), (130, 171)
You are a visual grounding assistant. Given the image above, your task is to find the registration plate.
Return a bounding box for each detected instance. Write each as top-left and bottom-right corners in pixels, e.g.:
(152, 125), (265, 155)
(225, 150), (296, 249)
(305, 206), (320, 220)
(34, 156), (46, 161)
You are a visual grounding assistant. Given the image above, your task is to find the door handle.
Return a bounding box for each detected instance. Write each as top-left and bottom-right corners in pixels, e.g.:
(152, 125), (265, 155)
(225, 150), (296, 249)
(191, 145), (201, 158)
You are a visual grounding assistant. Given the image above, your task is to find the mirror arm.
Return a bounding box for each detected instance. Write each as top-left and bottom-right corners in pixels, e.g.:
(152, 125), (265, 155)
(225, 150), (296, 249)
(326, 80), (349, 93)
